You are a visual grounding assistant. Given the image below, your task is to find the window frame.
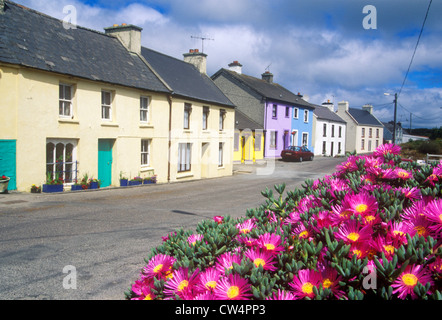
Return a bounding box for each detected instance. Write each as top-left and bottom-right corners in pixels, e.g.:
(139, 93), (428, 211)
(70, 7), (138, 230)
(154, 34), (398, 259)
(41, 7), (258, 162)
(141, 139), (151, 167)
(219, 109), (226, 131)
(272, 104), (277, 119)
(59, 83), (73, 118)
(101, 90), (112, 121)
(218, 142), (224, 167)
(203, 106), (209, 130)
(293, 107), (299, 119)
(140, 96), (150, 123)
(184, 103), (192, 129)
(178, 143), (192, 173)
(304, 110), (309, 123)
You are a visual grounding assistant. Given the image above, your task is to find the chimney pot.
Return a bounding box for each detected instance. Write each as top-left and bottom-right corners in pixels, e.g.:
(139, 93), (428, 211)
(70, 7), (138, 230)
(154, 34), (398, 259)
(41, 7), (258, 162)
(261, 71), (274, 83)
(228, 61), (243, 74)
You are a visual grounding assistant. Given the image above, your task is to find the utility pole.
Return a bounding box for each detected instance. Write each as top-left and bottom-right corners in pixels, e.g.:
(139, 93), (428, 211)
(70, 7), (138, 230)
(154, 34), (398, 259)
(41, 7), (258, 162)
(393, 93), (397, 144)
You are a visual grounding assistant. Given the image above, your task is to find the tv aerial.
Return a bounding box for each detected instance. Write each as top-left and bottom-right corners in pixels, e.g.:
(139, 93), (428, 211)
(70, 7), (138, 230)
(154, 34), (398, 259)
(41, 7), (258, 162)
(191, 35), (214, 53)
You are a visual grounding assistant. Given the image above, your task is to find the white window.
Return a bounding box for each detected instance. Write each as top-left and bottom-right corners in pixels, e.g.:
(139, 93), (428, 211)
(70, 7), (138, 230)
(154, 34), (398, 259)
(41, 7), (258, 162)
(218, 142), (224, 167)
(184, 103), (192, 129)
(323, 123), (327, 137)
(293, 108), (299, 119)
(361, 139), (365, 150)
(178, 143), (191, 172)
(302, 133), (308, 146)
(59, 83), (73, 117)
(304, 110), (309, 122)
(46, 139), (77, 184)
(270, 131), (277, 149)
(331, 125), (335, 137)
(140, 96), (149, 122)
(141, 139), (151, 166)
(102, 90), (112, 120)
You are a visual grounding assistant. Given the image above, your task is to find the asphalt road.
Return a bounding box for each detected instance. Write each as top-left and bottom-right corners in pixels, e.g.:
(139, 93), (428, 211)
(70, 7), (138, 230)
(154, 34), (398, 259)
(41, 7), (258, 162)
(0, 157), (343, 300)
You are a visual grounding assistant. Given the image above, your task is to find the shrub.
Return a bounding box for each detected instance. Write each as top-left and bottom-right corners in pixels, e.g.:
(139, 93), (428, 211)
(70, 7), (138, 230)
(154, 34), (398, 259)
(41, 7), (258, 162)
(125, 144), (442, 300)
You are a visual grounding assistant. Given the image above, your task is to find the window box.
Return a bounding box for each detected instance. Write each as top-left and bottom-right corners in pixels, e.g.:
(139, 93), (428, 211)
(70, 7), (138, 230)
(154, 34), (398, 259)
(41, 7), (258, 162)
(43, 184), (64, 193)
(120, 179), (128, 187)
(129, 177), (143, 186)
(71, 184), (85, 191)
(143, 175), (157, 184)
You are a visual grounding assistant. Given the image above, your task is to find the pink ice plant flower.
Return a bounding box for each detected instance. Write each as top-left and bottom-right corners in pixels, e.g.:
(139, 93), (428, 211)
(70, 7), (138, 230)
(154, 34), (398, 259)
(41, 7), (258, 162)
(335, 220), (373, 245)
(215, 252), (242, 274)
(236, 219), (256, 234)
(391, 265), (434, 300)
(143, 254), (176, 280)
(289, 269), (322, 299)
(164, 267), (201, 300)
(266, 289), (296, 300)
(256, 233), (285, 254)
(244, 248), (278, 271)
(213, 274), (252, 300)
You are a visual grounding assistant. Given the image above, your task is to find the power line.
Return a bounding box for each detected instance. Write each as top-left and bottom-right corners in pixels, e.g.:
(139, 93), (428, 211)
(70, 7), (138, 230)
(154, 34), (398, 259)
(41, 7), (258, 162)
(398, 0), (433, 98)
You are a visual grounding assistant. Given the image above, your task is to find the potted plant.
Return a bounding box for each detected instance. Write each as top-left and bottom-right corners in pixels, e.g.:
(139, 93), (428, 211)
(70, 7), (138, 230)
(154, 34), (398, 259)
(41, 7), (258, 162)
(0, 175), (10, 194)
(43, 172), (64, 193)
(129, 176), (142, 186)
(143, 175), (157, 184)
(89, 178), (100, 189)
(30, 184), (41, 193)
(120, 172), (128, 187)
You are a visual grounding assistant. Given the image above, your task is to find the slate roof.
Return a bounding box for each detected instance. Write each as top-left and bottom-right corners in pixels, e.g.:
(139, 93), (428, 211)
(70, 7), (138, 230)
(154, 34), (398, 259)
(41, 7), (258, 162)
(141, 48), (234, 108)
(0, 1), (169, 93)
(212, 69), (315, 110)
(348, 108), (383, 127)
(235, 109), (263, 130)
(314, 106), (346, 124)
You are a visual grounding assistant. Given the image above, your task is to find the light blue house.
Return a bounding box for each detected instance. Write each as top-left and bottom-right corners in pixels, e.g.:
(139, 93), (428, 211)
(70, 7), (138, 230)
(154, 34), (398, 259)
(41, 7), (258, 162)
(290, 94), (315, 152)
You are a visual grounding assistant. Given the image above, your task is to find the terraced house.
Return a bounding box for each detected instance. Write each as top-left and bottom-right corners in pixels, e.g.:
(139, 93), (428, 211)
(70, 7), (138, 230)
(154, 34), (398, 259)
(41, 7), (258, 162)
(0, 1), (234, 192)
(212, 62), (315, 160)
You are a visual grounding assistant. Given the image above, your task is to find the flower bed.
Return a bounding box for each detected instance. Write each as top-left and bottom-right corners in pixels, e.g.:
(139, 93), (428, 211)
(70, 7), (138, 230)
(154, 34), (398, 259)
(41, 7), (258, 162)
(126, 144), (441, 300)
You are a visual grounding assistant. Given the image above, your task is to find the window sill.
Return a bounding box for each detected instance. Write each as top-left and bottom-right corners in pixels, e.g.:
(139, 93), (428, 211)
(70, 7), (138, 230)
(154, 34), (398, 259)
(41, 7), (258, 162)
(140, 166), (154, 172)
(101, 122), (119, 127)
(139, 123), (154, 129)
(177, 172), (193, 179)
(183, 130), (193, 134)
(58, 118), (79, 124)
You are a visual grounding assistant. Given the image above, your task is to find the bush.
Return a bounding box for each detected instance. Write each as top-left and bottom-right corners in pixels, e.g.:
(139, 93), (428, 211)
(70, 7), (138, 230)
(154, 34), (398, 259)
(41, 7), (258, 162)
(125, 144), (442, 300)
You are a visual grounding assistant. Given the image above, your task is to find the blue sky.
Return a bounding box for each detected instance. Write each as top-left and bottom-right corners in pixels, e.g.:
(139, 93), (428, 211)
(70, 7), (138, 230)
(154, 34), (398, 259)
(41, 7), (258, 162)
(19, 0), (442, 129)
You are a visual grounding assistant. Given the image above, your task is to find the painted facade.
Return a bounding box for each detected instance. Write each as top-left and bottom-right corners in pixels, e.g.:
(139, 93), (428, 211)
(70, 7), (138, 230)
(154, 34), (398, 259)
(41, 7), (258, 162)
(0, 2), (234, 192)
(233, 110), (264, 163)
(212, 64), (315, 159)
(336, 101), (384, 154)
(312, 102), (347, 157)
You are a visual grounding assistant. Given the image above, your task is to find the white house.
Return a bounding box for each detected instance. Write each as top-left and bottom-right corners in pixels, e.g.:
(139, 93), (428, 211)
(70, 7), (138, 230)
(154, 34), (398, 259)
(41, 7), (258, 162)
(313, 101), (347, 157)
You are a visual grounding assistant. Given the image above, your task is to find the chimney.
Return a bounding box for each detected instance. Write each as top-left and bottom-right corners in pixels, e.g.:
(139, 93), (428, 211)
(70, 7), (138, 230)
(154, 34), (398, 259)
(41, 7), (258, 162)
(104, 24), (143, 55)
(228, 61), (242, 74)
(0, 0), (5, 14)
(183, 49), (207, 74)
(362, 104), (373, 114)
(261, 71), (273, 83)
(322, 100), (334, 112)
(338, 101), (349, 112)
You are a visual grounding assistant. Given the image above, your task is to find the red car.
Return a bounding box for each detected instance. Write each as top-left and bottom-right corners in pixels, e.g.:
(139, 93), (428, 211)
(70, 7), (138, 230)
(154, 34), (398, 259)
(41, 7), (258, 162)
(281, 146), (314, 162)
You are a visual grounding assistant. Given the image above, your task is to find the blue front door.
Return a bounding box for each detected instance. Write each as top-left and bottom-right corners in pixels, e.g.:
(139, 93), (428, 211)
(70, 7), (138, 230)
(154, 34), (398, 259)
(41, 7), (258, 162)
(0, 140), (17, 190)
(98, 139), (114, 188)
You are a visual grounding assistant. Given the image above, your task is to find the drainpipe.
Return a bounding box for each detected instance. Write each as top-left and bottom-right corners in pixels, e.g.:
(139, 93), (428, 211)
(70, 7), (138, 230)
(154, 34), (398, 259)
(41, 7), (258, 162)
(167, 94), (172, 183)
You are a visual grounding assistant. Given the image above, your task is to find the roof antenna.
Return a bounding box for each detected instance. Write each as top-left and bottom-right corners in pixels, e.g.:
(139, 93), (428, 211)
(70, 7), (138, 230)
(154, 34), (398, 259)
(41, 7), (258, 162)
(265, 63), (272, 72)
(191, 35), (214, 53)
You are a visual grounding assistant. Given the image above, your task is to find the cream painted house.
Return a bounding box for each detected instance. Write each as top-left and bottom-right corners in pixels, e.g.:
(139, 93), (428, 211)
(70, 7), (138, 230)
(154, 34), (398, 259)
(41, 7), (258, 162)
(336, 101), (384, 154)
(0, 1), (234, 192)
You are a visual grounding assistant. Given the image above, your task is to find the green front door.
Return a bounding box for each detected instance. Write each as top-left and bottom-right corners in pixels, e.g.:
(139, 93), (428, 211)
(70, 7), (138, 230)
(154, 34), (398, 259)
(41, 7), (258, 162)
(98, 139), (114, 188)
(0, 140), (17, 190)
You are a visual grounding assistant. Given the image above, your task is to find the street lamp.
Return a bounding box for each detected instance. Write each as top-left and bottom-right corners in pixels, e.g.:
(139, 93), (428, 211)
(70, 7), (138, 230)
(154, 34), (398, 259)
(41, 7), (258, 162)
(384, 92), (398, 144)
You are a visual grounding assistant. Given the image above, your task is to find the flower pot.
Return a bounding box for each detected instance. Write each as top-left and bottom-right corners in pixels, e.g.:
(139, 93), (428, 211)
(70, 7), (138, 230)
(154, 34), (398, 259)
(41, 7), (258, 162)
(143, 179), (154, 184)
(120, 179), (128, 187)
(89, 181), (99, 189)
(43, 184), (64, 193)
(129, 180), (142, 186)
(0, 177), (10, 194)
(71, 185), (84, 191)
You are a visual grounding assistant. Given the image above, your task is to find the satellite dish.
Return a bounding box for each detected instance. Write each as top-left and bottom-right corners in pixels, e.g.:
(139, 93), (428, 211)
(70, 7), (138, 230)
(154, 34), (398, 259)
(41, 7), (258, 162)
(303, 94), (310, 102)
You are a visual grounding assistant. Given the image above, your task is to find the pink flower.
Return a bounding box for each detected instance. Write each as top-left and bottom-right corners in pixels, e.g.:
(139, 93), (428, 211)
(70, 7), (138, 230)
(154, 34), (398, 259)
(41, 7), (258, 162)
(289, 269), (322, 299)
(215, 252), (242, 274)
(131, 278), (156, 300)
(164, 267), (201, 300)
(256, 233), (285, 254)
(187, 234), (204, 246)
(143, 254), (176, 280)
(196, 267), (221, 293)
(342, 191), (378, 216)
(266, 289), (296, 300)
(213, 274), (252, 300)
(425, 199), (442, 234)
(244, 248), (278, 271)
(373, 143), (401, 157)
(335, 220), (372, 245)
(320, 266), (345, 299)
(213, 216), (224, 224)
(391, 265), (434, 300)
(236, 219), (256, 234)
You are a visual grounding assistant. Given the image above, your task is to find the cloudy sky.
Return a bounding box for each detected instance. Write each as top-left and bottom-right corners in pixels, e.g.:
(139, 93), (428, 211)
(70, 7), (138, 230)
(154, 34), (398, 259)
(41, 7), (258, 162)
(19, 0), (442, 129)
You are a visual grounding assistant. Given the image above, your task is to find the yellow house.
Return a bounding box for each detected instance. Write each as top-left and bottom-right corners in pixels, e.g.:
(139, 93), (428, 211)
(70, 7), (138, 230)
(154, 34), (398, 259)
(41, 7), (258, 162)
(233, 110), (265, 163)
(0, 1), (235, 192)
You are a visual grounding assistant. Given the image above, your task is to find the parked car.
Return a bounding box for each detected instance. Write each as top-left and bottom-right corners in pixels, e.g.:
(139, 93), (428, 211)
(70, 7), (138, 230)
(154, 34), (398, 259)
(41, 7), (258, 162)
(281, 146), (314, 162)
